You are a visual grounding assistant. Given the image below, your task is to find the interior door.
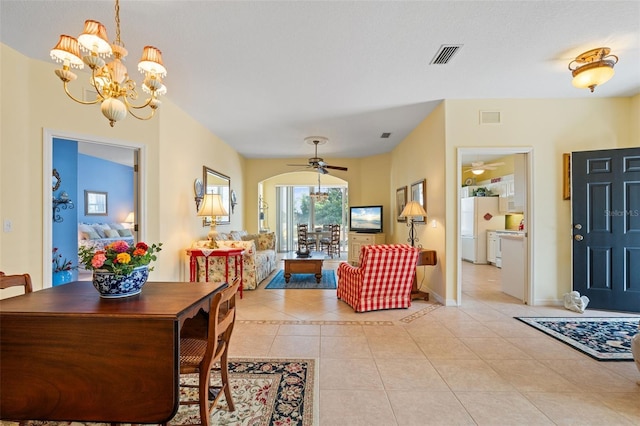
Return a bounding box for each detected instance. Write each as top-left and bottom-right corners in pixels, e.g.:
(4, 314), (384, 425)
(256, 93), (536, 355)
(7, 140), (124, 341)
(572, 147), (640, 312)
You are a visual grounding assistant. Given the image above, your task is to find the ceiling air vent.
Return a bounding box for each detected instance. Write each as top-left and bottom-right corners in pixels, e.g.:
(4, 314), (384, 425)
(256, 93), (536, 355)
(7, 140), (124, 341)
(480, 111), (501, 125)
(380, 132), (391, 138)
(430, 44), (462, 65)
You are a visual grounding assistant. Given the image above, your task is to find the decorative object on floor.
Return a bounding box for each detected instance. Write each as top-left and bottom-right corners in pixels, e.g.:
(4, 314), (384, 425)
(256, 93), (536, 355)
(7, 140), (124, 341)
(78, 240), (162, 297)
(400, 200), (427, 247)
(563, 290), (590, 313)
(265, 270), (336, 289)
(49, 0), (167, 126)
(515, 317), (640, 361)
(52, 247), (76, 285)
(632, 321), (640, 384)
(197, 193), (228, 245)
(14, 358), (316, 426)
(568, 47), (618, 92)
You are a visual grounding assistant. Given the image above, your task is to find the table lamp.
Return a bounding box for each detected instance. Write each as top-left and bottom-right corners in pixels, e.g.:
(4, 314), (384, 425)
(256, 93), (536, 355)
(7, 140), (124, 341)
(400, 201), (427, 247)
(197, 193), (228, 247)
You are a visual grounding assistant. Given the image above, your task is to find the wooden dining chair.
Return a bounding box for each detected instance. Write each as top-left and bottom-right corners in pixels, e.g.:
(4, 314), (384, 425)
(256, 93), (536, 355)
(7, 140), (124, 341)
(171, 276), (240, 426)
(0, 272), (33, 295)
(297, 224), (316, 251)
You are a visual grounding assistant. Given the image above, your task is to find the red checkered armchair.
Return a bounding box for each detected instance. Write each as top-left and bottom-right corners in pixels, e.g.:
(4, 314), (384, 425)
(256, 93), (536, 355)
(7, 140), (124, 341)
(337, 244), (420, 312)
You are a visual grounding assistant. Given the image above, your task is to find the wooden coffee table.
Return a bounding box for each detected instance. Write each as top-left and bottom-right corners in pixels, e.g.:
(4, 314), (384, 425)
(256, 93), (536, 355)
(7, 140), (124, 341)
(283, 252), (326, 283)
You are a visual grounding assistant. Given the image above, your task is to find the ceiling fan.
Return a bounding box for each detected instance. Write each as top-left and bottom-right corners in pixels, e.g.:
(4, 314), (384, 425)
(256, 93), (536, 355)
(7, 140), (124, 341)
(287, 136), (348, 174)
(464, 160), (505, 175)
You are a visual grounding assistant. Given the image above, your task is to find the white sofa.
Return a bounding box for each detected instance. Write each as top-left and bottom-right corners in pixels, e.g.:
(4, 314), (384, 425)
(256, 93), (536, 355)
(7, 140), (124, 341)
(192, 231), (277, 290)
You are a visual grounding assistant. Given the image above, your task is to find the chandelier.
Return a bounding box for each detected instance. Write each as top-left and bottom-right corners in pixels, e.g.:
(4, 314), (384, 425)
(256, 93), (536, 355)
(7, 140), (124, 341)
(310, 173), (329, 202)
(49, 0), (167, 127)
(568, 47), (618, 93)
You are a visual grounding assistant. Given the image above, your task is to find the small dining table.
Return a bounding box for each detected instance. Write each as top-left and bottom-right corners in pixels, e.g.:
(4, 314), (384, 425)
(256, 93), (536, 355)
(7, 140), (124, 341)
(0, 280), (227, 423)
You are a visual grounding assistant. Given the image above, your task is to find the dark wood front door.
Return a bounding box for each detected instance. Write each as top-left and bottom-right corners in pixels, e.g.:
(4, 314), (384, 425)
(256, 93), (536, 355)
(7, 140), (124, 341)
(572, 147), (640, 312)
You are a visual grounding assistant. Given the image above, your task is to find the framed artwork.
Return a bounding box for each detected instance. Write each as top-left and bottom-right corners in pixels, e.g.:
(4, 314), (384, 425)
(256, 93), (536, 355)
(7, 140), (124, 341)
(85, 190), (108, 215)
(563, 153), (571, 200)
(396, 186), (407, 222)
(410, 179), (427, 223)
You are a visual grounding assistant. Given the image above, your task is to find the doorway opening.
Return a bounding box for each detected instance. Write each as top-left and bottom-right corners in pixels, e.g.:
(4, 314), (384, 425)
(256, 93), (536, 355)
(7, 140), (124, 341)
(44, 129), (145, 289)
(456, 147), (534, 306)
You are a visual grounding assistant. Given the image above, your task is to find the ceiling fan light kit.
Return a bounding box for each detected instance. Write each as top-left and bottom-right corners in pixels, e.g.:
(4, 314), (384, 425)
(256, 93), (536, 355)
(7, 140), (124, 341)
(287, 136), (348, 174)
(568, 47), (618, 93)
(464, 161), (504, 175)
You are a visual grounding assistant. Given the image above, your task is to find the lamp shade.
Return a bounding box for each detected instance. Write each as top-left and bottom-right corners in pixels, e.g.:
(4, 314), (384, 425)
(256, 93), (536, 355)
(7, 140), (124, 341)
(197, 193), (228, 217)
(400, 201), (427, 218)
(77, 20), (112, 56)
(50, 35), (84, 68)
(124, 212), (135, 223)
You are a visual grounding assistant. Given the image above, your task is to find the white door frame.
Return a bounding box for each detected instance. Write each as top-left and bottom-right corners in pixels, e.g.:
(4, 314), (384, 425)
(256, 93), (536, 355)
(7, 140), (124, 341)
(456, 147), (535, 306)
(43, 128), (146, 289)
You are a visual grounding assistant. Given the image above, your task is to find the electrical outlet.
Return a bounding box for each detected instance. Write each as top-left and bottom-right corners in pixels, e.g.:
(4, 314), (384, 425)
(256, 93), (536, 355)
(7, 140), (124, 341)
(3, 219), (12, 232)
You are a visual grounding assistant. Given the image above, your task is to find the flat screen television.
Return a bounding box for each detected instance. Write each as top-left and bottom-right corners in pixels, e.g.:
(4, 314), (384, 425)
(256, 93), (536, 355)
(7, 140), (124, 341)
(349, 205), (383, 233)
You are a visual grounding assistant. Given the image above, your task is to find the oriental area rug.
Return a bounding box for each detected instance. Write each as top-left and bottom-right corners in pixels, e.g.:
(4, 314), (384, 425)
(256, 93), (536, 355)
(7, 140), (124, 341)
(7, 358), (316, 426)
(515, 317), (640, 361)
(265, 270), (336, 290)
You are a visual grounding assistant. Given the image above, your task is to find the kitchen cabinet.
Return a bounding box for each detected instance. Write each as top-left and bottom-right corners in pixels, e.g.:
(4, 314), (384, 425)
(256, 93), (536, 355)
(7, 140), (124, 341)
(500, 234), (527, 301)
(487, 231), (497, 264)
(460, 186), (477, 198)
(348, 232), (385, 265)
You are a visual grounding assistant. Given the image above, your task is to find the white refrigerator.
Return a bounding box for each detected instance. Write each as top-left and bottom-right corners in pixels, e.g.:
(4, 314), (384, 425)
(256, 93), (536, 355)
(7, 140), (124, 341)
(461, 197), (503, 264)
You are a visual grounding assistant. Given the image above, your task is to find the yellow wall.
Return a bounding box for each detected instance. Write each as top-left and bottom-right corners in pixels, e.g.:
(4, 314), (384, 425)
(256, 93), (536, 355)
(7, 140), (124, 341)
(443, 97), (638, 305)
(390, 102), (447, 302)
(0, 44), (244, 289)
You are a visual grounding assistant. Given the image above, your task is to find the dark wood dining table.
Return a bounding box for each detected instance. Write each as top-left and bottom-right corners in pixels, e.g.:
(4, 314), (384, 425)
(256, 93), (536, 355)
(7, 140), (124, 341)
(0, 280), (227, 423)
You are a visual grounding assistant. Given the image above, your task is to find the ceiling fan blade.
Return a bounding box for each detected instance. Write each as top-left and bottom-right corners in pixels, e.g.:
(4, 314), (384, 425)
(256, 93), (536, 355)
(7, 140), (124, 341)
(317, 167), (329, 174)
(324, 165), (348, 171)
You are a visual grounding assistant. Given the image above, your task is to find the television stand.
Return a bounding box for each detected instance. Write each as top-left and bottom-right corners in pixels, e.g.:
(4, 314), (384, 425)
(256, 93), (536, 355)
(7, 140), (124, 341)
(347, 232), (386, 265)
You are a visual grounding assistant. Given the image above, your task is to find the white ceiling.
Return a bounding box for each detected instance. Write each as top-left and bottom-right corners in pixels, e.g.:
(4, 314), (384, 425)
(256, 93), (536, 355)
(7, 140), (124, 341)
(2, 1), (639, 161)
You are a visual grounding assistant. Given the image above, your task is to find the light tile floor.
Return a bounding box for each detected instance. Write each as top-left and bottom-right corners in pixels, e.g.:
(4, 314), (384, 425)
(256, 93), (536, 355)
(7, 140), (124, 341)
(232, 257), (640, 425)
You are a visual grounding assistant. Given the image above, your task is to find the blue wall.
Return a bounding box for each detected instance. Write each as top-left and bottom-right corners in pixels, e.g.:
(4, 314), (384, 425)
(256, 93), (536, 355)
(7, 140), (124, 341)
(52, 138), (79, 284)
(52, 139), (134, 285)
(78, 154), (134, 224)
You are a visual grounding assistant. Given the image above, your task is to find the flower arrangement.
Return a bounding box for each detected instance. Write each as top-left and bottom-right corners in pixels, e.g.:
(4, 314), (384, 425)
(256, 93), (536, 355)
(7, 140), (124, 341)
(79, 240), (163, 276)
(52, 248), (76, 272)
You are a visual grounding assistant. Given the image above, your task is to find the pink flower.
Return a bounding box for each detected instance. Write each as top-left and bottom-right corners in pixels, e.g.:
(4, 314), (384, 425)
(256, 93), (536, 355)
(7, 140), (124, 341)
(109, 240), (130, 253)
(91, 253), (106, 268)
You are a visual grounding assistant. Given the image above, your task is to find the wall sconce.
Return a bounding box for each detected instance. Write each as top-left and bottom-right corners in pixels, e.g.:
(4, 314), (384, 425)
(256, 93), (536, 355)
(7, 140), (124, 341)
(194, 178), (204, 212)
(568, 47), (618, 93)
(53, 191), (74, 223)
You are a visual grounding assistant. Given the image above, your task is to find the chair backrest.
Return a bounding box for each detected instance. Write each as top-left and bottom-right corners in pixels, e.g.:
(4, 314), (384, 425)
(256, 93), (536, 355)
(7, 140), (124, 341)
(0, 273), (33, 295)
(330, 224), (340, 243)
(359, 244), (419, 293)
(204, 276), (240, 364)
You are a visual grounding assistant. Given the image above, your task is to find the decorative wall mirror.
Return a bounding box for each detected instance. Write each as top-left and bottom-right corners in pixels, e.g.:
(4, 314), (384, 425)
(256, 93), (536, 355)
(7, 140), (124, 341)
(203, 166), (231, 225)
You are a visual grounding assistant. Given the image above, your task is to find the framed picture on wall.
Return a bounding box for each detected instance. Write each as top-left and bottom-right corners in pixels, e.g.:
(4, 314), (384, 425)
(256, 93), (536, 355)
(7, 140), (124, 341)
(85, 190), (108, 215)
(410, 179), (426, 223)
(396, 186), (407, 222)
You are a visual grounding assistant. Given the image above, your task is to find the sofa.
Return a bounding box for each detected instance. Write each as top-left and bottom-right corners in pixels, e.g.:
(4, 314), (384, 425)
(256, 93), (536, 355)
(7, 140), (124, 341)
(337, 244), (420, 312)
(192, 231), (277, 290)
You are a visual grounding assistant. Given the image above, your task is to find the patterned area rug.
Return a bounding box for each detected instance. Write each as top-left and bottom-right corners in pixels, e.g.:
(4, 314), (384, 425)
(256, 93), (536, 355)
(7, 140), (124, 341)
(8, 358), (316, 426)
(515, 317), (640, 361)
(265, 270), (336, 289)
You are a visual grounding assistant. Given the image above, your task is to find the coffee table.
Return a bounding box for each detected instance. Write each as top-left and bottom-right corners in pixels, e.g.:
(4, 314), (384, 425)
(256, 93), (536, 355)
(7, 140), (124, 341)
(282, 252), (326, 283)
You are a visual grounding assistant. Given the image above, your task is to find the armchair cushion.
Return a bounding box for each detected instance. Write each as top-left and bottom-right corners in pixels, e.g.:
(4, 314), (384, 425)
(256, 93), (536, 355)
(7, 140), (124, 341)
(337, 244), (420, 312)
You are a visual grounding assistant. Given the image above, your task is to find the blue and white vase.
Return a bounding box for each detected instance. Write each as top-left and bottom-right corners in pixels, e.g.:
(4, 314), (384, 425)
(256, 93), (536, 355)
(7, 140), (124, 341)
(92, 265), (149, 298)
(52, 270), (73, 286)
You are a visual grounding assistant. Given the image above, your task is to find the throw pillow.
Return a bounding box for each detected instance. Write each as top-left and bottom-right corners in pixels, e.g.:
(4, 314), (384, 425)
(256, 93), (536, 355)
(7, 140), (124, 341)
(118, 229), (133, 237)
(92, 224), (108, 238)
(81, 231), (100, 240)
(79, 223), (94, 233)
(241, 234), (260, 244)
(109, 223), (125, 230)
(104, 229), (120, 238)
(258, 232), (275, 251)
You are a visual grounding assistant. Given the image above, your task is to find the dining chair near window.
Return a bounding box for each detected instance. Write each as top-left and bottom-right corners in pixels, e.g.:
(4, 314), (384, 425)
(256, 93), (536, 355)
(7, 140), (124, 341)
(0, 272), (33, 296)
(170, 276), (240, 426)
(297, 223), (317, 251)
(320, 224), (341, 258)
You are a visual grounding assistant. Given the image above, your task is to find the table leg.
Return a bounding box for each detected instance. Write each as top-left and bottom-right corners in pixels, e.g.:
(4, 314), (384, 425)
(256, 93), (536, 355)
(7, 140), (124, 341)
(236, 253), (243, 299)
(315, 273), (322, 283)
(189, 255), (197, 282)
(284, 272), (291, 283)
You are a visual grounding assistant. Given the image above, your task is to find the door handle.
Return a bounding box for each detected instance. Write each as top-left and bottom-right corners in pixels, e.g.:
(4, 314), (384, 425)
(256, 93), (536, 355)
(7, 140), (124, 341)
(574, 234), (583, 241)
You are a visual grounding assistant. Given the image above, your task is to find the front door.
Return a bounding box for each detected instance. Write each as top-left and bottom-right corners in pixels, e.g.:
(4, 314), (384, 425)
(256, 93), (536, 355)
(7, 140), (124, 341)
(572, 147), (640, 312)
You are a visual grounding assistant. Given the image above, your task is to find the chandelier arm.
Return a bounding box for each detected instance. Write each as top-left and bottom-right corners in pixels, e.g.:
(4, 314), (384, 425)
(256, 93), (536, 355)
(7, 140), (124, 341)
(62, 81), (101, 105)
(122, 99), (157, 121)
(123, 95), (155, 110)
